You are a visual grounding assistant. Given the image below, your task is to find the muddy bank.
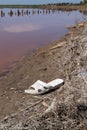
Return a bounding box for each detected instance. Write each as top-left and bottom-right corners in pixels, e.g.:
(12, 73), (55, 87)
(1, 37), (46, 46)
(0, 21), (87, 129)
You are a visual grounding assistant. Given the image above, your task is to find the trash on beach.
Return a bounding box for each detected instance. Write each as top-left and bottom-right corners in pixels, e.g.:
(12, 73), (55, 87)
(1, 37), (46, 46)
(78, 72), (87, 84)
(24, 79), (64, 95)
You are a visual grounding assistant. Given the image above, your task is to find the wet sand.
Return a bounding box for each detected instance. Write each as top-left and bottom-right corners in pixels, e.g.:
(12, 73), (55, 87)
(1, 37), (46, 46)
(0, 21), (87, 129)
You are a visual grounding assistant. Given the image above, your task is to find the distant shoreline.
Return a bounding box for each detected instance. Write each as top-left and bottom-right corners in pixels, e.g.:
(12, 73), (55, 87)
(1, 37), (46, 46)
(0, 4), (87, 13)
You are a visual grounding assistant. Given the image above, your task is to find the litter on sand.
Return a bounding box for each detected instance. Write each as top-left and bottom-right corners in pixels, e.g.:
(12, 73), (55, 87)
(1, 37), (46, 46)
(24, 79), (64, 95)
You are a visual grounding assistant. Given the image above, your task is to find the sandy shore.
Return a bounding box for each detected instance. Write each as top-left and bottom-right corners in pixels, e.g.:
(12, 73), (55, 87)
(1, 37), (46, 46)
(0, 21), (87, 129)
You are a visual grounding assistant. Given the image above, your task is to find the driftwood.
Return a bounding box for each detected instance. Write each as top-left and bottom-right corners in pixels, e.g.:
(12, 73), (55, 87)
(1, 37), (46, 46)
(49, 41), (67, 50)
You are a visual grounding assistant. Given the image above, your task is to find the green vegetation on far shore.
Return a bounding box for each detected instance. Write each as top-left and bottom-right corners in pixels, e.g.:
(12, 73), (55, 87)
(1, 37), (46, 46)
(80, 0), (87, 4)
(0, 2), (87, 9)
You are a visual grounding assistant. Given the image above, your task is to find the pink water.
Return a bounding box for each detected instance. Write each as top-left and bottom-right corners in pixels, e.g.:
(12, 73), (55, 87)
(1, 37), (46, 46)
(0, 9), (87, 73)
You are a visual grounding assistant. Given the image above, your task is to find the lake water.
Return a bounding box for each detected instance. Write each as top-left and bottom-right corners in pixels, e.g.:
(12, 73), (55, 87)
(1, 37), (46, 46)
(0, 8), (87, 73)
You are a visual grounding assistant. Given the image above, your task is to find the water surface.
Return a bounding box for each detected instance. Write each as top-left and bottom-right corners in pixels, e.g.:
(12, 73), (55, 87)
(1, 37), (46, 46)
(0, 8), (87, 73)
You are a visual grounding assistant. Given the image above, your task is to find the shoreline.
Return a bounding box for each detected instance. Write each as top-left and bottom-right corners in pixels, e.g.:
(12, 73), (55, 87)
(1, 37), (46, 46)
(0, 6), (87, 76)
(0, 21), (81, 78)
(0, 4), (87, 12)
(0, 20), (87, 129)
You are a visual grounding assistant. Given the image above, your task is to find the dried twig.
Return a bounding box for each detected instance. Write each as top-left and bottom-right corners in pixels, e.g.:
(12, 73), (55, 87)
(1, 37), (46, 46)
(18, 99), (43, 113)
(0, 99), (43, 122)
(45, 97), (57, 113)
